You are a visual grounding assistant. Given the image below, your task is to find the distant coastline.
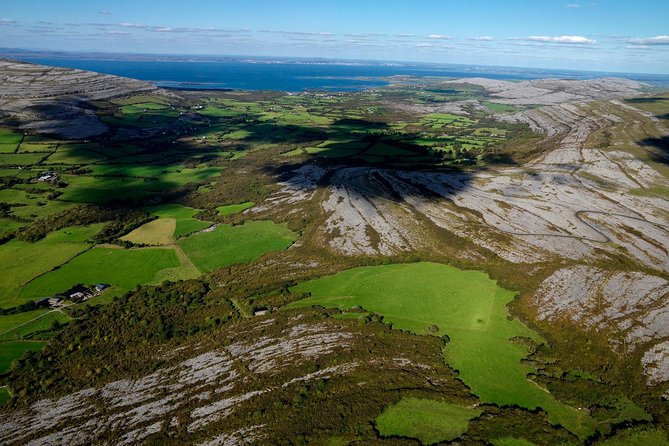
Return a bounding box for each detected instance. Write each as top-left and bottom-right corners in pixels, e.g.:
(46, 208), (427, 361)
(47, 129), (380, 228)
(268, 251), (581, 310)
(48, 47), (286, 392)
(4, 49), (669, 91)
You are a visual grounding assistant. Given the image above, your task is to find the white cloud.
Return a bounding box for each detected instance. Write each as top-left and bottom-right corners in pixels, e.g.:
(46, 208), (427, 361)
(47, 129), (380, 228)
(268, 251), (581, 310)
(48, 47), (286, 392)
(417, 43), (432, 47)
(469, 36), (494, 41)
(628, 36), (669, 46)
(522, 35), (596, 44)
(0, 18), (16, 25)
(428, 34), (450, 40)
(566, 2), (597, 8)
(118, 22), (146, 29)
(98, 10), (110, 15)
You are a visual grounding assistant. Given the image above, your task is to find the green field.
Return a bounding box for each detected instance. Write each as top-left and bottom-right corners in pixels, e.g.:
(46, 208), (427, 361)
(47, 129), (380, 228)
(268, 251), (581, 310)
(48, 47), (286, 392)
(217, 201), (255, 215)
(288, 263), (595, 439)
(146, 204), (213, 237)
(0, 225), (103, 308)
(0, 128), (23, 146)
(19, 246), (182, 299)
(0, 311), (71, 341)
(178, 220), (297, 272)
(375, 398), (482, 445)
(0, 341), (45, 373)
(121, 218), (176, 245)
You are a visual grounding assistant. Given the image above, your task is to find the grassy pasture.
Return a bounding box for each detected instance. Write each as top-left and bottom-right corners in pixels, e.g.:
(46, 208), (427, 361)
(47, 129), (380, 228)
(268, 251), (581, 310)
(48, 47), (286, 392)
(5, 196), (73, 220)
(0, 153), (45, 166)
(217, 201), (255, 215)
(0, 311), (71, 342)
(0, 341), (45, 373)
(178, 220), (297, 272)
(146, 204), (212, 237)
(0, 144), (18, 154)
(0, 310), (53, 335)
(44, 146), (109, 165)
(288, 263), (596, 439)
(19, 246), (182, 300)
(375, 398), (482, 445)
(0, 225), (103, 308)
(0, 218), (24, 235)
(120, 218), (176, 245)
(0, 128), (23, 145)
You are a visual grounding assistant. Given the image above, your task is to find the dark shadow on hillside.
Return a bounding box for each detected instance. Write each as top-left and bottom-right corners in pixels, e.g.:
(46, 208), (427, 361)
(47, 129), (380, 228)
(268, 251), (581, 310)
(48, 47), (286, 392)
(235, 117), (518, 204)
(640, 136), (669, 165)
(626, 97), (669, 104)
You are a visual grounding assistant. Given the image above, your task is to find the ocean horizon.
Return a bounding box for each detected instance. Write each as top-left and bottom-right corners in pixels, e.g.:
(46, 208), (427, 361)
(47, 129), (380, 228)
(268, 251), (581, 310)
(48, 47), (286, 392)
(7, 52), (669, 92)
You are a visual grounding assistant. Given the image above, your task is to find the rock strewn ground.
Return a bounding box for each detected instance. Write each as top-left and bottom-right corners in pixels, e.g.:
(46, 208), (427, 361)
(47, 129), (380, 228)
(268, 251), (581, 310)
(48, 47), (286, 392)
(0, 319), (355, 445)
(535, 266), (669, 392)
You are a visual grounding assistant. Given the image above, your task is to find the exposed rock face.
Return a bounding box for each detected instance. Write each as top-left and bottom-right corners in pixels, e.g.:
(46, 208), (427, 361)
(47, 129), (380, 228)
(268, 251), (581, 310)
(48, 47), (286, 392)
(0, 59), (161, 138)
(444, 77), (647, 105)
(261, 93), (668, 268)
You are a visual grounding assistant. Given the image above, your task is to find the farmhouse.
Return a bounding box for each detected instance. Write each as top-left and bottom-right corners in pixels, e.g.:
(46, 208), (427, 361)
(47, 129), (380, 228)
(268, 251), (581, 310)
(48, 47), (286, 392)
(35, 171), (58, 182)
(47, 297), (63, 308)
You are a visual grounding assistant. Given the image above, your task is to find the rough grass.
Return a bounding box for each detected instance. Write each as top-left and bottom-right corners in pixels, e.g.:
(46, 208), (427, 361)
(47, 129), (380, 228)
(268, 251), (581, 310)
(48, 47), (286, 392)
(0, 341), (45, 373)
(594, 428), (669, 446)
(178, 220), (297, 272)
(121, 218), (176, 245)
(492, 439), (538, 446)
(0, 387), (9, 405)
(217, 201), (255, 216)
(288, 263), (596, 439)
(19, 246), (182, 299)
(375, 398), (482, 445)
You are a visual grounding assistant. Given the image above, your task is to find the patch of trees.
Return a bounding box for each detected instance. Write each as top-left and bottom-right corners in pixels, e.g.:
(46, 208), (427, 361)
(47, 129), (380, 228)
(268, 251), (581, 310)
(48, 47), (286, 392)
(0, 299), (48, 315)
(14, 205), (154, 243)
(5, 279), (240, 404)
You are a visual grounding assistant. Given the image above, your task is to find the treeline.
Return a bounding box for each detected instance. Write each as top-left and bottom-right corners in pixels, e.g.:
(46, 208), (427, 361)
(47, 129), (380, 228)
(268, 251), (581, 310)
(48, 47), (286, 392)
(13, 205), (154, 243)
(0, 299), (48, 316)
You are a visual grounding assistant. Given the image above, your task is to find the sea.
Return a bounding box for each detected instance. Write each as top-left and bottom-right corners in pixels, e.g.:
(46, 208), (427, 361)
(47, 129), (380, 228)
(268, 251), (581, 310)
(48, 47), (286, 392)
(10, 54), (669, 92)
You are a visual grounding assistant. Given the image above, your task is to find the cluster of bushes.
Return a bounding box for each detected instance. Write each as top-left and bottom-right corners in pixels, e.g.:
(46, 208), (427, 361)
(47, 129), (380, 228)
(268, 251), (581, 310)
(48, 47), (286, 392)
(14, 205), (153, 243)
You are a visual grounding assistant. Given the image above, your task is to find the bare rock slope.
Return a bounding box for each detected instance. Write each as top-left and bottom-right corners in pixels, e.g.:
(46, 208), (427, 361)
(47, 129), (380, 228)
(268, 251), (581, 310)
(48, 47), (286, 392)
(0, 59), (161, 138)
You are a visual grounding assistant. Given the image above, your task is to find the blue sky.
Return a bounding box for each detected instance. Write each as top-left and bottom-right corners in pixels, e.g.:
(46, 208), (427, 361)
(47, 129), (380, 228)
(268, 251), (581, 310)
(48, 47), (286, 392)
(1, 0), (668, 73)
